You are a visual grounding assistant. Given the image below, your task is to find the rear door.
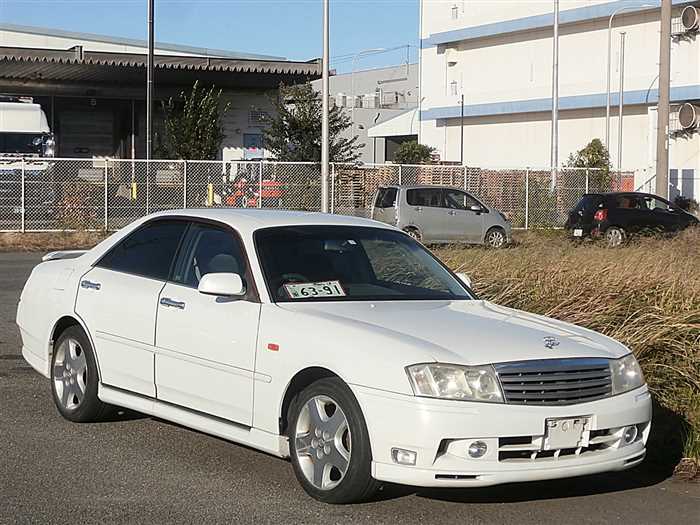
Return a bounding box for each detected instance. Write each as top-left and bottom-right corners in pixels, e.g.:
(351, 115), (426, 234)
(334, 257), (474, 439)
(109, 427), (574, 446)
(154, 222), (260, 425)
(404, 188), (448, 241)
(75, 219), (188, 396)
(371, 187), (398, 225)
(442, 189), (484, 242)
(641, 195), (683, 232)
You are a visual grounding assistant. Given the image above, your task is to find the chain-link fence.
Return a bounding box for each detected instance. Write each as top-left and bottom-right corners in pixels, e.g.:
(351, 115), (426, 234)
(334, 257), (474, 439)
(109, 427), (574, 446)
(0, 157), (633, 232)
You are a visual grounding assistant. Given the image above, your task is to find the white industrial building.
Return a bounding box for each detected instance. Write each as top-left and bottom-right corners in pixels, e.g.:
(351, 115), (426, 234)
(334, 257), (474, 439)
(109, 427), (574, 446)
(418, 0), (700, 199)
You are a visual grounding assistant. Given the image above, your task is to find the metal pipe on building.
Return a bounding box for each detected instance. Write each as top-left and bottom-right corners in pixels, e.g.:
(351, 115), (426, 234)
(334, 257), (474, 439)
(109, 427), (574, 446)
(146, 0), (154, 160)
(321, 0), (330, 213)
(618, 32), (626, 175)
(460, 93), (464, 165)
(550, 0), (559, 191)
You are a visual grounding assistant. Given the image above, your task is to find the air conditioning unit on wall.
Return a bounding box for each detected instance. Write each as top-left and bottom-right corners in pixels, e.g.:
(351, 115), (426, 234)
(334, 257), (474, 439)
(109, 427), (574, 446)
(681, 5), (699, 32)
(678, 102), (700, 130)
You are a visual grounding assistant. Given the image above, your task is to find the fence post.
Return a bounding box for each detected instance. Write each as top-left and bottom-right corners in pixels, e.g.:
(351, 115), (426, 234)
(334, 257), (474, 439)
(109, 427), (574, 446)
(183, 160), (187, 209)
(146, 160), (150, 214)
(463, 165), (467, 191)
(585, 168), (589, 193)
(20, 157), (25, 233)
(330, 163), (335, 214)
(398, 164), (402, 185)
(525, 168), (530, 230)
(104, 159), (109, 230)
(258, 161), (263, 209)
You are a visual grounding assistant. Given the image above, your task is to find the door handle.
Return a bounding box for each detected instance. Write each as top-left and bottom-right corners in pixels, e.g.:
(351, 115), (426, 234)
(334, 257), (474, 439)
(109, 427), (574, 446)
(447, 210), (457, 216)
(80, 280), (101, 290)
(160, 297), (185, 310)
(414, 206), (423, 212)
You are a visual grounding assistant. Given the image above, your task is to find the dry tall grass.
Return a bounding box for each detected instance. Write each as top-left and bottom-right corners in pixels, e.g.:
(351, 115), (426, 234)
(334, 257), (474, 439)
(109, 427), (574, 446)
(435, 229), (700, 470)
(0, 231), (107, 252)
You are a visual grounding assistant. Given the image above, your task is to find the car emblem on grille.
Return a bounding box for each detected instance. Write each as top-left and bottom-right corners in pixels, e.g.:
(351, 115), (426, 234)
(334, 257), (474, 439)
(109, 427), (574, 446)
(543, 336), (560, 349)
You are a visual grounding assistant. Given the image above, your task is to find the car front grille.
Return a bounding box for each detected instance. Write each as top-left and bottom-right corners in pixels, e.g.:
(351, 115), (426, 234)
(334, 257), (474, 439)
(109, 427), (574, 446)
(494, 358), (612, 406)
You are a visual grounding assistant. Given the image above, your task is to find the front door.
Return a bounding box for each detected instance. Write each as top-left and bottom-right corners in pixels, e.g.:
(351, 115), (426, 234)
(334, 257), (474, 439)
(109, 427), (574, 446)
(154, 222), (260, 425)
(75, 219), (188, 396)
(442, 189), (484, 242)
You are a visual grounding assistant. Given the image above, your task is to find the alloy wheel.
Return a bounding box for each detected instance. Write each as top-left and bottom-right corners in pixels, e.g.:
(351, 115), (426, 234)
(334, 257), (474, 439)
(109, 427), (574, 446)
(52, 337), (88, 411)
(486, 229), (505, 248)
(606, 228), (624, 247)
(294, 395), (352, 491)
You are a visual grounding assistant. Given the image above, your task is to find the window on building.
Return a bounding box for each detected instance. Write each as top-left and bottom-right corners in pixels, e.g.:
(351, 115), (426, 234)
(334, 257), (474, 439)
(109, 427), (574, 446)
(451, 5), (459, 19)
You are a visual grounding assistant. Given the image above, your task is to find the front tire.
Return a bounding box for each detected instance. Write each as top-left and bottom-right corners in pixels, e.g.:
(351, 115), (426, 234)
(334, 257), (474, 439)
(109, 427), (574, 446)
(51, 326), (110, 422)
(485, 227), (507, 248)
(288, 378), (380, 503)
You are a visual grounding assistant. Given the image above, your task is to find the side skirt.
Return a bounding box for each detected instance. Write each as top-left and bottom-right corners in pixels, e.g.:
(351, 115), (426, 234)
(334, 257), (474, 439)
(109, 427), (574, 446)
(98, 384), (290, 458)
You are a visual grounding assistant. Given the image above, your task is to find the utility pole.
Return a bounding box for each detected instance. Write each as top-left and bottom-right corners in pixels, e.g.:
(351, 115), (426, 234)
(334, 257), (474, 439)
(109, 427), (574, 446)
(321, 0), (330, 213)
(146, 0), (154, 160)
(460, 93), (464, 165)
(550, 0), (559, 192)
(655, 0), (671, 198)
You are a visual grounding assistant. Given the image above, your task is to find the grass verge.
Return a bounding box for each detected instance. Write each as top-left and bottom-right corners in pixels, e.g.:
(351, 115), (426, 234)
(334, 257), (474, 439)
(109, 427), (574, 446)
(435, 228), (700, 479)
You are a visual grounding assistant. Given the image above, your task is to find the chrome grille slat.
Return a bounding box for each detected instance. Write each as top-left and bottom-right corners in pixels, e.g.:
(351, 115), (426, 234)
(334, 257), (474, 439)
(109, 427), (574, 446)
(495, 358), (612, 406)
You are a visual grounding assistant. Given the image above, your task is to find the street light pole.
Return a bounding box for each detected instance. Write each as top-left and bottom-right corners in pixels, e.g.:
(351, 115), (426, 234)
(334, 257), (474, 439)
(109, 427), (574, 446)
(146, 0), (154, 160)
(460, 93), (464, 165)
(656, 0), (672, 198)
(550, 0), (559, 192)
(321, 0), (330, 213)
(350, 48), (386, 138)
(606, 3), (653, 151)
(618, 32), (626, 175)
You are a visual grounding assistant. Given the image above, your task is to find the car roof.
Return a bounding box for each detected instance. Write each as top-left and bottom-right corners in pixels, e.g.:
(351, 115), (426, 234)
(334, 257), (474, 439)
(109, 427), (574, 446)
(147, 208), (393, 235)
(584, 192), (655, 197)
(380, 184), (465, 190)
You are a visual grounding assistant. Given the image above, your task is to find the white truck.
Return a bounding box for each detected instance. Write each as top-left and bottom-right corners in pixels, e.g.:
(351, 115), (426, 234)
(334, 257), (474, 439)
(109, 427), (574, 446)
(0, 96), (56, 225)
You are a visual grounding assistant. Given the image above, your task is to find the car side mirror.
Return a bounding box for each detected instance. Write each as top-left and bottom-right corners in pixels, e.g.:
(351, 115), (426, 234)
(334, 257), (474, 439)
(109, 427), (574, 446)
(469, 205), (482, 213)
(456, 272), (472, 288)
(198, 272), (245, 297)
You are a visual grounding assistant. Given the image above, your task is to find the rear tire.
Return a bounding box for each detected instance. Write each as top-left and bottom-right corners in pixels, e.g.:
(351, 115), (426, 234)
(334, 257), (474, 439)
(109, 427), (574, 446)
(604, 226), (626, 248)
(51, 326), (111, 422)
(288, 378), (380, 504)
(403, 227), (422, 242)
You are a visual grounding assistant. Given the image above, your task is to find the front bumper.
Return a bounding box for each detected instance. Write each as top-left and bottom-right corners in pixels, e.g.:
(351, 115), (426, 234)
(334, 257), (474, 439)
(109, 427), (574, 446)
(353, 385), (651, 488)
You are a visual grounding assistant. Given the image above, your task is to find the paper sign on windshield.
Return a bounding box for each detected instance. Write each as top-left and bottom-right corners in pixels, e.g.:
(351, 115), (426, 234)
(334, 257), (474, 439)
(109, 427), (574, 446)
(284, 280), (346, 299)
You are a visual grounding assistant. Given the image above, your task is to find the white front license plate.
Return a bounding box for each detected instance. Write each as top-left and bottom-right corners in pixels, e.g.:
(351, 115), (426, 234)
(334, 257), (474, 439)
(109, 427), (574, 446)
(573, 229), (583, 237)
(544, 417), (589, 450)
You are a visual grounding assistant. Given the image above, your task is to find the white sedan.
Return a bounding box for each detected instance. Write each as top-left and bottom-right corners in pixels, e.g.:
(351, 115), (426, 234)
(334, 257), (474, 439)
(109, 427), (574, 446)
(17, 209), (651, 503)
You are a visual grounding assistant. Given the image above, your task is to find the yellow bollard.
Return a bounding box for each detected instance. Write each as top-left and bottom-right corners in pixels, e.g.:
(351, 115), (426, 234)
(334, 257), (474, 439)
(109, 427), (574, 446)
(131, 182), (137, 200)
(207, 183), (214, 207)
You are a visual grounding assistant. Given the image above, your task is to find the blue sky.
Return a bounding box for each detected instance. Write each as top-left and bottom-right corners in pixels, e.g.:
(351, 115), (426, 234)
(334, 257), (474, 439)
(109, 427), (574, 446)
(0, 0), (419, 72)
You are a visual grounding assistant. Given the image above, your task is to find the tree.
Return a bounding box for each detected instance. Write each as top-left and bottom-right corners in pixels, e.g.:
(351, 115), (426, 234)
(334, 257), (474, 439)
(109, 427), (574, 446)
(157, 81), (230, 160)
(393, 141), (435, 165)
(566, 138), (611, 189)
(263, 83), (361, 162)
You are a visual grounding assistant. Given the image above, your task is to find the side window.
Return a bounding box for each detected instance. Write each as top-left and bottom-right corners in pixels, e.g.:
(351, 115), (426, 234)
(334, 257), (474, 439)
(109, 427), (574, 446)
(615, 195), (644, 210)
(374, 188), (398, 209)
(406, 188), (443, 208)
(443, 190), (481, 210)
(173, 224), (247, 288)
(643, 196), (671, 211)
(96, 220), (188, 280)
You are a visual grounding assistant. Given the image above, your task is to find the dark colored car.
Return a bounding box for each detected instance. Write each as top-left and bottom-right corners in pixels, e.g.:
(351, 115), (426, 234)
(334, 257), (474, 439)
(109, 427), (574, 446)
(565, 192), (699, 246)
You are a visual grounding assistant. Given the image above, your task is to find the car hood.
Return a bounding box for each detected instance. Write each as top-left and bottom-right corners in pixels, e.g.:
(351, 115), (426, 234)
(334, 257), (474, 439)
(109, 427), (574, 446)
(278, 300), (629, 364)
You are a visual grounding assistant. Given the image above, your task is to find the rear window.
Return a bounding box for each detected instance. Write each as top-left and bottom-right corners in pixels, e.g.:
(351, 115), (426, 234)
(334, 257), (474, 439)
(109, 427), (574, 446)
(574, 194), (603, 213)
(374, 187), (397, 209)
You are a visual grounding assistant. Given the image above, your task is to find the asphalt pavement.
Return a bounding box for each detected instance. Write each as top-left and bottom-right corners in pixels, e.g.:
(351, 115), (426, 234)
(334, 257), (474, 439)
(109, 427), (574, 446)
(1, 251), (698, 524)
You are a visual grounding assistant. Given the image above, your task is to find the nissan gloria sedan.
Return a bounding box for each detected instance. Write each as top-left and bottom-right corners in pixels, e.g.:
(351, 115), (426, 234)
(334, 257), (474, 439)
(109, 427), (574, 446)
(18, 209), (651, 503)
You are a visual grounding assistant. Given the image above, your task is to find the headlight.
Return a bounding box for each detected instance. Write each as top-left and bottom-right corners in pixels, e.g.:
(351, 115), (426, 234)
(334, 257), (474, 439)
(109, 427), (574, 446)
(610, 354), (645, 395)
(406, 363), (503, 403)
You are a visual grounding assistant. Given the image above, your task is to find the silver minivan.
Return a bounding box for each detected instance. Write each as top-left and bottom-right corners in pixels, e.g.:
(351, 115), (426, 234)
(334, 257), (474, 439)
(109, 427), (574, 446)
(371, 185), (512, 247)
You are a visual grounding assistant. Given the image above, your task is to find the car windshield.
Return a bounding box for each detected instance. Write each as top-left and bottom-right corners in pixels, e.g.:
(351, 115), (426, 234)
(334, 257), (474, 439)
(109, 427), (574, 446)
(255, 226), (472, 303)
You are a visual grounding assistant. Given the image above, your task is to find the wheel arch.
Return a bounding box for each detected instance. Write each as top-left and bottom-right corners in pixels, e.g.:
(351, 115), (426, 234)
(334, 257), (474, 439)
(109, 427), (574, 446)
(483, 225), (506, 243)
(48, 314), (101, 379)
(278, 366), (345, 435)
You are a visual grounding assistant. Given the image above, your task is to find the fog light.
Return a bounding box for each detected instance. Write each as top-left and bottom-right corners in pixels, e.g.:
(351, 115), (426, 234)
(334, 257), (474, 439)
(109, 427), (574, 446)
(623, 426), (638, 445)
(468, 441), (488, 458)
(391, 448), (417, 466)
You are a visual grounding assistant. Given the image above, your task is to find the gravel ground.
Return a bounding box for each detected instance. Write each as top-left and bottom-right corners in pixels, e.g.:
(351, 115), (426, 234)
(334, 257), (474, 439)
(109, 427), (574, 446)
(1, 252), (698, 524)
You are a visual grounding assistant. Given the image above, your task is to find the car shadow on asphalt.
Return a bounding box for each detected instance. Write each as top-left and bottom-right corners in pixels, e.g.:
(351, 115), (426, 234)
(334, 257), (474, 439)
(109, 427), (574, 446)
(374, 465), (672, 504)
